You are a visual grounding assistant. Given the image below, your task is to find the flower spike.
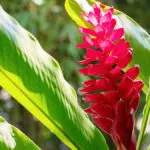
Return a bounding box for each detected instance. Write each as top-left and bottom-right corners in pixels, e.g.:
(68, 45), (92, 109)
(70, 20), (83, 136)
(77, 4), (144, 150)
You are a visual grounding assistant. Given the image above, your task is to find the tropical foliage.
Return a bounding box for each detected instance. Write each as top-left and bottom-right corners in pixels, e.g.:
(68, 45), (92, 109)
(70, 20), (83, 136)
(0, 0), (150, 150)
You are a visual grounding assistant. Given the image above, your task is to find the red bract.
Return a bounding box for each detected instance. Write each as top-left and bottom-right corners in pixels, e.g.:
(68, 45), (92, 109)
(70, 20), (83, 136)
(77, 4), (143, 150)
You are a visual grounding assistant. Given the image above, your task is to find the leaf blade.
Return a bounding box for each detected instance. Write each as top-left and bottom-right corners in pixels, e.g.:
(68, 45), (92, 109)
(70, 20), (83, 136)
(0, 6), (108, 150)
(0, 116), (40, 150)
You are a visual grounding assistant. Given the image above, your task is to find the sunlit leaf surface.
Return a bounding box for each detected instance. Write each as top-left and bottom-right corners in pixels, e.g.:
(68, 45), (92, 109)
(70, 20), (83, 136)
(0, 6), (108, 150)
(0, 117), (40, 150)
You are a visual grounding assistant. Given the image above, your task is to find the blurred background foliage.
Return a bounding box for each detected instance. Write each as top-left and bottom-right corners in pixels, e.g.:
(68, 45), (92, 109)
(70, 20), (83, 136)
(0, 0), (150, 149)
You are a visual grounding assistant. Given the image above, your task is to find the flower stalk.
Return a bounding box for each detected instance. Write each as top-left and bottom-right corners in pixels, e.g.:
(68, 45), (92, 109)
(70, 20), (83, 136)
(137, 78), (150, 150)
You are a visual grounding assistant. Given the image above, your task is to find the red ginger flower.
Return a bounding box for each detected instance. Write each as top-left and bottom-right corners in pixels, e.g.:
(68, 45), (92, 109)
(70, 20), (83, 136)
(77, 4), (144, 150)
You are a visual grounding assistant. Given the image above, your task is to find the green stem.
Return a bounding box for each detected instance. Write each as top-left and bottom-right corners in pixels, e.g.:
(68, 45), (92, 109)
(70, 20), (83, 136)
(137, 78), (150, 150)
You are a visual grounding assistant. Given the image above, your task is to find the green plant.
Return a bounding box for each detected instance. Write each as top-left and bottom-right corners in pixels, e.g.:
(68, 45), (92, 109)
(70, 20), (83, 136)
(0, 0), (149, 149)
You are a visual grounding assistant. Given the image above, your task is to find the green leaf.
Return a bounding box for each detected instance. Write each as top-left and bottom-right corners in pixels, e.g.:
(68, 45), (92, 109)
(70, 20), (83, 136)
(137, 78), (150, 150)
(0, 116), (40, 150)
(65, 0), (149, 94)
(0, 6), (108, 150)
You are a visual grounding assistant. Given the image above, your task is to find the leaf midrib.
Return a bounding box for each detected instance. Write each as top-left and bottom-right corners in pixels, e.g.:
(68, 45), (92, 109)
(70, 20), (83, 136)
(0, 68), (79, 150)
